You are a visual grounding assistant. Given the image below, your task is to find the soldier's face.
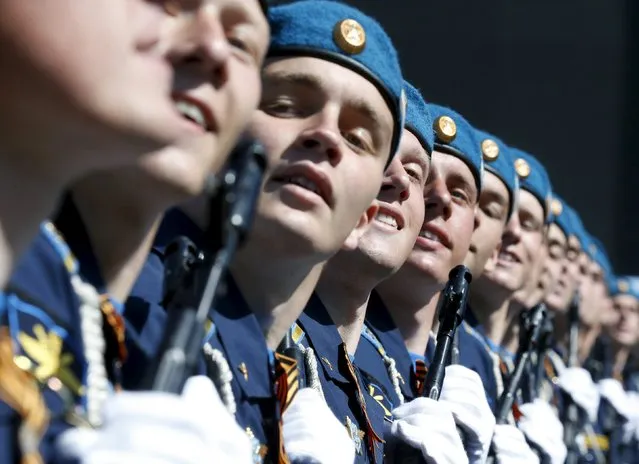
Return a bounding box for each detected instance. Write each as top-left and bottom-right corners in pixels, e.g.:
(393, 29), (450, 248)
(464, 171), (510, 278)
(248, 57), (392, 257)
(135, 0), (269, 196)
(403, 151), (478, 285)
(543, 223), (569, 311)
(611, 294), (639, 347)
(576, 253), (593, 313)
(355, 129), (429, 273)
(486, 190), (544, 292)
(0, 0), (196, 177)
(514, 238), (549, 308)
(547, 235), (581, 312)
(579, 260), (605, 327)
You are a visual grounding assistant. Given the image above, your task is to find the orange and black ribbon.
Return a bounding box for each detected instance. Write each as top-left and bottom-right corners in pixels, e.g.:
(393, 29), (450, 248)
(412, 359), (428, 397)
(340, 343), (384, 462)
(274, 352), (299, 414)
(0, 327), (49, 464)
(274, 352), (299, 464)
(99, 296), (127, 390)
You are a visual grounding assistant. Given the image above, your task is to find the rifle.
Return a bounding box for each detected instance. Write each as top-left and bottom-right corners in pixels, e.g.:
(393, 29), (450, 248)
(495, 303), (547, 423)
(486, 304), (547, 464)
(423, 265), (472, 399)
(563, 292), (606, 464)
(143, 139), (267, 393)
(530, 311), (554, 402)
(394, 265), (472, 463)
(564, 291), (581, 464)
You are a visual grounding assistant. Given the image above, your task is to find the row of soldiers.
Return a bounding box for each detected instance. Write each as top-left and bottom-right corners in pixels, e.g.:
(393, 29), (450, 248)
(0, 0), (637, 462)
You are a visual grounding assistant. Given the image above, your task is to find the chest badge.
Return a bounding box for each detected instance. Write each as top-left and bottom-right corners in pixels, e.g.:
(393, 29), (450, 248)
(345, 416), (365, 455)
(17, 324), (82, 395)
(245, 427), (267, 463)
(238, 362), (249, 381)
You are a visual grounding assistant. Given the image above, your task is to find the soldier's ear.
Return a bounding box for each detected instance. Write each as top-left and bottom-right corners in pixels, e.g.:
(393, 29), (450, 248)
(342, 200), (379, 251)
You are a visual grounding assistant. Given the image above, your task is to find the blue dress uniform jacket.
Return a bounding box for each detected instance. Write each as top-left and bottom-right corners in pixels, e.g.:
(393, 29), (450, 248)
(295, 293), (386, 464)
(457, 320), (499, 413)
(124, 209), (276, 462)
(356, 291), (414, 410)
(359, 293), (498, 410)
(620, 369), (639, 463)
(203, 277), (277, 462)
(577, 336), (615, 464)
(465, 307), (513, 407)
(0, 224), (94, 463)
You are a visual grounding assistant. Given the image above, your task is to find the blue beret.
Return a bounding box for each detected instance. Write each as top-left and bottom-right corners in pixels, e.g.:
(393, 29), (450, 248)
(474, 130), (518, 218)
(629, 277), (639, 299)
(585, 234), (602, 263)
(569, 210), (588, 251)
(267, 0), (405, 161)
(549, 195), (574, 238)
(587, 235), (615, 291)
(404, 82), (434, 154)
(510, 149), (552, 222)
(610, 276), (639, 299)
(429, 104), (483, 193)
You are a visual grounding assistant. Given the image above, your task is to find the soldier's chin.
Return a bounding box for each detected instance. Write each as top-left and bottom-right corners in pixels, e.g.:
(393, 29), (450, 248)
(490, 269), (522, 293)
(139, 146), (213, 198)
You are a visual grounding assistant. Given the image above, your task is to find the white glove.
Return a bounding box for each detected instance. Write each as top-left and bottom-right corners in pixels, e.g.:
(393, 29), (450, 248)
(439, 365), (496, 463)
(623, 392), (639, 442)
(598, 378), (630, 420)
(518, 400), (567, 464)
(557, 367), (600, 422)
(492, 424), (540, 464)
(622, 419), (638, 444)
(282, 388), (355, 464)
(390, 397), (469, 464)
(55, 376), (254, 464)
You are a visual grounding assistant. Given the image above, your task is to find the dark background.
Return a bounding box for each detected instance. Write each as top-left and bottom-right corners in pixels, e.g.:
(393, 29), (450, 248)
(276, 0), (638, 274)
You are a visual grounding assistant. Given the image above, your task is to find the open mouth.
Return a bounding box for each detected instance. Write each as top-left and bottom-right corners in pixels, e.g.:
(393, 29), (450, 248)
(419, 229), (440, 242)
(173, 93), (216, 132)
(497, 250), (521, 264)
(271, 164), (334, 207)
(375, 205), (405, 231)
(415, 223), (451, 249)
(280, 175), (322, 196)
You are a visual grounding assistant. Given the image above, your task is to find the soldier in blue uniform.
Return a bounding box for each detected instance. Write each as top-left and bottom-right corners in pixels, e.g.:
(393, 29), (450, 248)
(544, 198), (581, 319)
(577, 235), (614, 372)
(466, 149), (569, 461)
(336, 81), (434, 411)
(125, 1), (406, 462)
(0, 0), (198, 292)
(506, 195), (574, 405)
(544, 216), (609, 463)
(609, 276), (639, 463)
(452, 129), (546, 464)
(521, 197), (580, 409)
(542, 199), (582, 368)
(460, 130), (519, 414)
(500, 151), (555, 357)
(561, 238), (618, 464)
(592, 275), (639, 462)
(300, 82), (469, 462)
(0, 1), (271, 463)
(466, 150), (551, 364)
(354, 103), (497, 463)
